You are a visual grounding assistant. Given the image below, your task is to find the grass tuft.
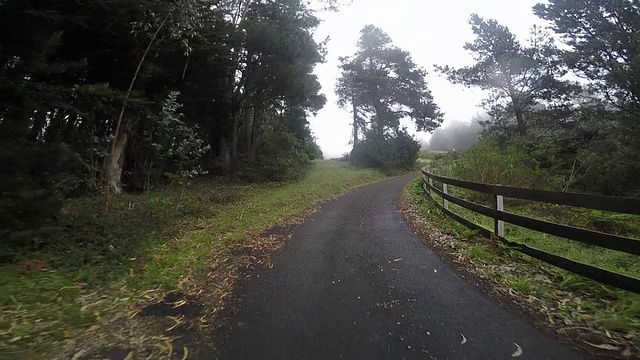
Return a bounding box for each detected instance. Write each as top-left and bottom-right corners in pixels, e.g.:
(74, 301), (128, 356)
(469, 243), (495, 261)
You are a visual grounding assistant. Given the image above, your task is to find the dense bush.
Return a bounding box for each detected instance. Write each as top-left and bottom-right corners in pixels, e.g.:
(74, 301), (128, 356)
(433, 136), (560, 190)
(303, 137), (324, 160)
(238, 126), (311, 182)
(350, 129), (420, 173)
(0, 142), (88, 250)
(433, 124), (640, 198)
(127, 92), (209, 191)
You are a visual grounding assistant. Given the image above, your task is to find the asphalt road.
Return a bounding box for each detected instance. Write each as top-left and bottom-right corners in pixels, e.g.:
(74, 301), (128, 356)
(215, 175), (585, 360)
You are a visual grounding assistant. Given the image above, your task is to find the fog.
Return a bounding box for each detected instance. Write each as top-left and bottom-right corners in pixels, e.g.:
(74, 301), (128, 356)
(428, 113), (488, 151)
(311, 0), (542, 158)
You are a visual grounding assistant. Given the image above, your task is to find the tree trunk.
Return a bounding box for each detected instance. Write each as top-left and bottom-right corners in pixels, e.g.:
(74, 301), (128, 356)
(514, 107), (526, 136)
(209, 129), (230, 174)
(370, 88), (385, 138)
(373, 101), (385, 138)
(352, 96), (359, 151)
(219, 135), (230, 168)
(245, 107), (253, 153)
(506, 80), (526, 136)
(102, 15), (169, 194)
(250, 104), (260, 161)
(103, 126), (128, 195)
(229, 110), (239, 174)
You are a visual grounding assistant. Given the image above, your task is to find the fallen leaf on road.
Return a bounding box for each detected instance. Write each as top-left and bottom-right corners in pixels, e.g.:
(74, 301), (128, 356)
(511, 343), (523, 357)
(172, 299), (187, 308)
(460, 333), (467, 344)
(393, 258), (403, 262)
(584, 341), (620, 351)
(72, 350), (88, 360)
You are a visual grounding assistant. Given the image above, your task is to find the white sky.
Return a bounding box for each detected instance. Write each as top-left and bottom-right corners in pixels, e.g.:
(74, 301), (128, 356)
(310, 0), (546, 158)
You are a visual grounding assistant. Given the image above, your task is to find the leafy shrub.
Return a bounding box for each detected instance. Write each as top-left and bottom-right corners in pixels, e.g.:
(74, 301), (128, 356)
(303, 137), (324, 160)
(440, 136), (557, 190)
(350, 129), (420, 173)
(337, 153), (350, 162)
(0, 142), (87, 251)
(126, 92), (209, 191)
(238, 126), (311, 182)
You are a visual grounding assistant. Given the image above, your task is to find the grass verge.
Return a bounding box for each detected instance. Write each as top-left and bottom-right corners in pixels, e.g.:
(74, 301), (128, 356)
(401, 178), (640, 359)
(0, 160), (387, 359)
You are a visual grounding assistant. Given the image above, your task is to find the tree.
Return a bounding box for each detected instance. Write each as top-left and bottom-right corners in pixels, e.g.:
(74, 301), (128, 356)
(0, 0), (333, 245)
(533, 0), (640, 196)
(336, 25), (442, 141)
(336, 25), (442, 170)
(102, 0), (209, 194)
(534, 0), (640, 116)
(436, 15), (577, 135)
(335, 67), (367, 149)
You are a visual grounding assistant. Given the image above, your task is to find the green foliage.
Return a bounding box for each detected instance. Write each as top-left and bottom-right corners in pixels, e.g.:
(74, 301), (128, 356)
(335, 26), (437, 173)
(304, 137), (324, 160)
(469, 243), (495, 261)
(336, 24), (443, 144)
(437, 4), (639, 197)
(534, 0), (640, 117)
(531, 1), (640, 197)
(350, 129), (420, 173)
(435, 14), (578, 136)
(238, 126), (311, 182)
(0, 0), (329, 195)
(128, 91), (209, 190)
(0, 0), (334, 252)
(434, 136), (556, 190)
(0, 142), (87, 252)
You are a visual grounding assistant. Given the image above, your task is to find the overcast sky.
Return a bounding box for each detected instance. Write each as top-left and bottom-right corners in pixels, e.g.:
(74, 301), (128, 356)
(309, 0), (545, 158)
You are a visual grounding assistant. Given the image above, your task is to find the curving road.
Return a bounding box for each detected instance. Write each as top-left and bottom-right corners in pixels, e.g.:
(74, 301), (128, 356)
(215, 175), (585, 360)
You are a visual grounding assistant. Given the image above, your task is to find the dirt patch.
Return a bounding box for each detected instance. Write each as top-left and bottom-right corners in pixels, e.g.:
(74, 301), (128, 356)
(139, 292), (203, 319)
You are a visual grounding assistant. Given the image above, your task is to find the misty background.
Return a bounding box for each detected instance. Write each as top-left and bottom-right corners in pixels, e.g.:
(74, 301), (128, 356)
(426, 114), (487, 152)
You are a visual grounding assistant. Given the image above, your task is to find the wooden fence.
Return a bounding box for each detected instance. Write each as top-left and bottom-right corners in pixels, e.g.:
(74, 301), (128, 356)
(421, 167), (640, 294)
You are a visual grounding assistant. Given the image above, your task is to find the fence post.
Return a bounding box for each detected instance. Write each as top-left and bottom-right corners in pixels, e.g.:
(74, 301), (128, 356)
(424, 166), (430, 196)
(428, 173), (434, 196)
(443, 183), (449, 210)
(494, 193), (504, 237)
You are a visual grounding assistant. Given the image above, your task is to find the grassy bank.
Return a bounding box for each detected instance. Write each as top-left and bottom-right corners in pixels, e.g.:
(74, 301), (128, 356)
(429, 186), (640, 279)
(0, 160), (387, 358)
(402, 178), (640, 357)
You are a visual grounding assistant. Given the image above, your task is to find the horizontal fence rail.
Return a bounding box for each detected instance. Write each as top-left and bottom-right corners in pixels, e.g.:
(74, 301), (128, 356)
(425, 171), (640, 215)
(421, 168), (640, 294)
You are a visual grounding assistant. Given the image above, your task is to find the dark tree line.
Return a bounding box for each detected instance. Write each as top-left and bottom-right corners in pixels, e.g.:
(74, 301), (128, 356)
(436, 0), (640, 196)
(0, 0), (336, 245)
(0, 0), (331, 193)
